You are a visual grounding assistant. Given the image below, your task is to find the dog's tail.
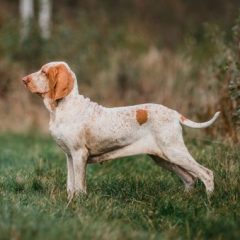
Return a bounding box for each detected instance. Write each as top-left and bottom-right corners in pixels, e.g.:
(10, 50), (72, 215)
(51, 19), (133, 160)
(178, 111), (220, 128)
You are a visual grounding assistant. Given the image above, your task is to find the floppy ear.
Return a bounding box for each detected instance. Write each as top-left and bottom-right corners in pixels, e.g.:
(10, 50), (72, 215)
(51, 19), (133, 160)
(48, 64), (74, 101)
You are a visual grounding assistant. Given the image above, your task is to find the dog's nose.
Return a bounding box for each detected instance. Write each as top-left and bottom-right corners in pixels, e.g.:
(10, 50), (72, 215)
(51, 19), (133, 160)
(22, 76), (30, 84)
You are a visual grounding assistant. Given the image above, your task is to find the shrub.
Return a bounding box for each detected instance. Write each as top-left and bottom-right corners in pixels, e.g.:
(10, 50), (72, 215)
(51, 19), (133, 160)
(213, 12), (240, 142)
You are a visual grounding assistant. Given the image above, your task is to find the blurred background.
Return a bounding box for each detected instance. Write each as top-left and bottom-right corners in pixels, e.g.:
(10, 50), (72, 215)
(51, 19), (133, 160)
(0, 0), (240, 142)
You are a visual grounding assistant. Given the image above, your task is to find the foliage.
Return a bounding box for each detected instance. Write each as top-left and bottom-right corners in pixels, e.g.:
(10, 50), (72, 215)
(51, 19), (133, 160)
(211, 12), (240, 142)
(1, 2), (240, 142)
(0, 134), (239, 239)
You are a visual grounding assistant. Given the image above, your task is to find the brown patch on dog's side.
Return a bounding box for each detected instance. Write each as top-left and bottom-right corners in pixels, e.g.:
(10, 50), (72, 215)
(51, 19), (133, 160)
(136, 109), (148, 125)
(180, 115), (187, 122)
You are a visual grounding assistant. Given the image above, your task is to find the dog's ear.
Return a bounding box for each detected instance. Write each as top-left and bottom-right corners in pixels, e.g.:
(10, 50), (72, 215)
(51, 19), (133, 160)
(48, 64), (74, 101)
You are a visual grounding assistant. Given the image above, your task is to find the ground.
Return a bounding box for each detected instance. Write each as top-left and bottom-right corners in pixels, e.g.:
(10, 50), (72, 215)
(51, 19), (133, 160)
(0, 133), (239, 239)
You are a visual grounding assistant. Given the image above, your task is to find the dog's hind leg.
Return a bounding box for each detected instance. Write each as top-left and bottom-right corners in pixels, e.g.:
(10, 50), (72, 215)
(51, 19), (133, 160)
(162, 145), (214, 194)
(149, 155), (197, 191)
(154, 122), (214, 194)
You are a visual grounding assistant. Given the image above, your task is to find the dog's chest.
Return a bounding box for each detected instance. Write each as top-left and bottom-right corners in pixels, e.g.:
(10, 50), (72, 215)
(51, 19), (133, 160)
(49, 114), (84, 151)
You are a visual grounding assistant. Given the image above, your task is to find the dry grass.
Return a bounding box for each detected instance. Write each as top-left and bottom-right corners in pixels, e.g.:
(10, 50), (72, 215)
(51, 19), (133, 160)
(0, 48), (219, 135)
(0, 1), (238, 141)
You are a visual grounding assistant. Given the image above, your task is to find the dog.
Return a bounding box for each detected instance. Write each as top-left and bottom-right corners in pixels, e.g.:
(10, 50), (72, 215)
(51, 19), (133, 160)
(22, 61), (220, 199)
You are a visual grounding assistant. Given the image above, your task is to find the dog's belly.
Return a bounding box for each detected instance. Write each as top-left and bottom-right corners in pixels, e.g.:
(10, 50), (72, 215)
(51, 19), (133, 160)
(88, 142), (127, 157)
(86, 129), (140, 156)
(85, 121), (145, 156)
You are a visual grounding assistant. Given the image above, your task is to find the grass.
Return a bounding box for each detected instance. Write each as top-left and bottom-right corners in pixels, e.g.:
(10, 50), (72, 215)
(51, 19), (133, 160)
(0, 133), (239, 240)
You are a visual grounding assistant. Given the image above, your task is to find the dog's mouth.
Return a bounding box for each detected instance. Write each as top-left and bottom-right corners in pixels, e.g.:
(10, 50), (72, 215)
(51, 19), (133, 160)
(22, 80), (29, 89)
(24, 82), (33, 92)
(23, 82), (40, 95)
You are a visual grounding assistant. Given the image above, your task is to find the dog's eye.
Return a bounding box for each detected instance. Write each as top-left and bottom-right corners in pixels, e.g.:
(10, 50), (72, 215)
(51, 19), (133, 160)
(42, 70), (47, 75)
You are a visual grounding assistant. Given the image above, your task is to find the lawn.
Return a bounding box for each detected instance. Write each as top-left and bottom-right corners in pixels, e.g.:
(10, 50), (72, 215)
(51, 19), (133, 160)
(0, 133), (239, 239)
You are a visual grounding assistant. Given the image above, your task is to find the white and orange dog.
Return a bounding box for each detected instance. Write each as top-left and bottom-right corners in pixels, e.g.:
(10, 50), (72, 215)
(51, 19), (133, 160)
(22, 61), (220, 199)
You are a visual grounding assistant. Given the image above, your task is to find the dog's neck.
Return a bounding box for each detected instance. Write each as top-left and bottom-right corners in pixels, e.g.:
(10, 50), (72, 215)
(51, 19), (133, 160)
(44, 77), (101, 122)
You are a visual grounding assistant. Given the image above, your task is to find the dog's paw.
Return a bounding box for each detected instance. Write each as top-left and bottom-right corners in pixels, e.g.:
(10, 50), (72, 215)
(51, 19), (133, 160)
(74, 189), (87, 197)
(67, 190), (75, 201)
(184, 184), (195, 193)
(206, 187), (214, 196)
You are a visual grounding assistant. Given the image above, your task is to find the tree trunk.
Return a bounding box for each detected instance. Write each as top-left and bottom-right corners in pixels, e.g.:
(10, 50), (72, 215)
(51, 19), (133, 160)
(20, 0), (34, 41)
(39, 0), (51, 39)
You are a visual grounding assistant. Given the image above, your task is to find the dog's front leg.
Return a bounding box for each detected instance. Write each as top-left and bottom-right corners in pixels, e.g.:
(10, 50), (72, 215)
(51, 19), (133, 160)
(71, 148), (88, 195)
(66, 153), (75, 200)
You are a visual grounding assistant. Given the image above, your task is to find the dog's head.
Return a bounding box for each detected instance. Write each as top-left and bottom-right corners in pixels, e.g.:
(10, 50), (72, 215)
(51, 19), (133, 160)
(22, 62), (74, 103)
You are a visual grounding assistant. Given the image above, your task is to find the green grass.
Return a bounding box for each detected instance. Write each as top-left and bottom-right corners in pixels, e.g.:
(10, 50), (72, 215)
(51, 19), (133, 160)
(0, 133), (239, 240)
